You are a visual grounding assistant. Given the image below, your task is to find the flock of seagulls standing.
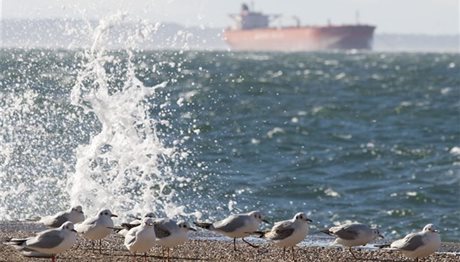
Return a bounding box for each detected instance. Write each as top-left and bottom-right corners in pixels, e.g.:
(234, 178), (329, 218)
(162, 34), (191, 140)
(4, 206), (442, 261)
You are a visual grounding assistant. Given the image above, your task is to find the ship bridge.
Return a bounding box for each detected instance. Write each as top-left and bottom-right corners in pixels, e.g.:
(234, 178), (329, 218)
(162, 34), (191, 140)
(229, 3), (279, 30)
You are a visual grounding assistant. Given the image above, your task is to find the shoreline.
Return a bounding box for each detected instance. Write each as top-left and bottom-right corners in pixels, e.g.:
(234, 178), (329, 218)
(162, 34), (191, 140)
(1, 221), (459, 261)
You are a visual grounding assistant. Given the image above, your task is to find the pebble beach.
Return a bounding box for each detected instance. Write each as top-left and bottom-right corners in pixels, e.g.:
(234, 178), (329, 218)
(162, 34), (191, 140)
(1, 222), (459, 262)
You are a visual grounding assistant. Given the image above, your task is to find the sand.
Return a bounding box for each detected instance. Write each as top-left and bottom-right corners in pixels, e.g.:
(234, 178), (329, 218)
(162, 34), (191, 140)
(1, 222), (459, 262)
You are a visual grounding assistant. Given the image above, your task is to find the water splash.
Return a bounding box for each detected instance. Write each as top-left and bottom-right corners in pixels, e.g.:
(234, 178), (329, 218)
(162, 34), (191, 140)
(67, 13), (198, 220)
(0, 13), (203, 222)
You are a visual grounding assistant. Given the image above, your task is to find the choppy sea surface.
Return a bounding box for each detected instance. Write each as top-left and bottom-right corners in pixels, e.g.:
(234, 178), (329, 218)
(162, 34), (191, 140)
(1, 45), (459, 241)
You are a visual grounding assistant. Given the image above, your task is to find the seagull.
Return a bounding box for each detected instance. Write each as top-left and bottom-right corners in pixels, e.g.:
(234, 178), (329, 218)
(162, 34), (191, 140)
(321, 222), (384, 259)
(194, 210), (269, 251)
(39, 206), (85, 228)
(5, 221), (77, 262)
(75, 208), (117, 253)
(124, 217), (156, 260)
(154, 219), (196, 259)
(258, 212), (312, 260)
(385, 224), (441, 261)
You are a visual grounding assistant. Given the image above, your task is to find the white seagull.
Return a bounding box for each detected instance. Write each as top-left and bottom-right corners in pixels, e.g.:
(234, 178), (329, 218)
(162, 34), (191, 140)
(39, 206), (85, 228)
(154, 219), (196, 259)
(321, 223), (384, 259)
(388, 224), (441, 261)
(259, 212), (312, 260)
(75, 208), (117, 252)
(194, 210), (269, 250)
(5, 221), (77, 262)
(124, 217), (156, 260)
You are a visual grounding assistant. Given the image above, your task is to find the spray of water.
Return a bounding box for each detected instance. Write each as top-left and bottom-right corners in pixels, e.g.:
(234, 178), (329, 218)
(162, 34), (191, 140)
(67, 13), (201, 220)
(0, 13), (203, 221)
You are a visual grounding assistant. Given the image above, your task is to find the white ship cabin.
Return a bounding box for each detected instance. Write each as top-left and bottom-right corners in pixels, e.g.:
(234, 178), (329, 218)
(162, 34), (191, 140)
(229, 3), (270, 30)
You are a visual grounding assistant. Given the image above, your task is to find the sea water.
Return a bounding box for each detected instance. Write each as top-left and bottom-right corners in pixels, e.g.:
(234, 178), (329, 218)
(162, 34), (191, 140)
(0, 17), (459, 241)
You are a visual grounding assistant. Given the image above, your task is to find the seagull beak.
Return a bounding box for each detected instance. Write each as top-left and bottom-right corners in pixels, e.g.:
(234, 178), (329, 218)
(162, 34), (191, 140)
(71, 229), (77, 232)
(189, 227), (197, 232)
(111, 214), (118, 217)
(306, 218), (313, 223)
(262, 219), (270, 224)
(379, 234), (384, 239)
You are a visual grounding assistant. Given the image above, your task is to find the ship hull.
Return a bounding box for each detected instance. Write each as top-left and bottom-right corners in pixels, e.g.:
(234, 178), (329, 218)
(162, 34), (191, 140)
(224, 25), (375, 51)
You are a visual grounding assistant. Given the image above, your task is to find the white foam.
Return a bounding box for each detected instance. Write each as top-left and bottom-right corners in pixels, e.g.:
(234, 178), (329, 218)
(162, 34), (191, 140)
(65, 14), (196, 221)
(449, 147), (460, 156)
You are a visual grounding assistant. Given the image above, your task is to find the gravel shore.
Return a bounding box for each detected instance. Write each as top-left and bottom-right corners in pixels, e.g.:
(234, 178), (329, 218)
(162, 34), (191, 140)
(1, 222), (459, 261)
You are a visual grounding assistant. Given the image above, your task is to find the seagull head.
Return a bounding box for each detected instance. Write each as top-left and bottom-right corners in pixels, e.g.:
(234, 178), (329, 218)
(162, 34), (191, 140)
(71, 205), (84, 214)
(62, 221), (77, 232)
(143, 218), (155, 227)
(373, 229), (384, 239)
(143, 212), (155, 218)
(248, 211), (270, 224)
(98, 209), (118, 218)
(178, 221), (197, 232)
(423, 224), (439, 233)
(294, 212), (313, 223)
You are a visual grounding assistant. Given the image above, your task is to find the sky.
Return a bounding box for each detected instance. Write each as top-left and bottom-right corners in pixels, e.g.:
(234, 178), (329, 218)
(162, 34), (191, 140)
(1, 0), (459, 35)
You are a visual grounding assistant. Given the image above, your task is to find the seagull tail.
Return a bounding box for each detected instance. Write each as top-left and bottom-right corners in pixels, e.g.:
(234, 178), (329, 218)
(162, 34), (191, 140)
(374, 243), (391, 249)
(120, 223), (139, 231)
(4, 238), (27, 247)
(193, 221), (212, 230)
(108, 226), (124, 233)
(320, 229), (333, 236)
(251, 231), (266, 238)
(25, 217), (41, 222)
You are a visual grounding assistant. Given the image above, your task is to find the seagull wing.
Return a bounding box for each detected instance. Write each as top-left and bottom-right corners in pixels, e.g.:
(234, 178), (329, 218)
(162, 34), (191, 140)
(154, 222), (172, 238)
(124, 228), (139, 246)
(213, 214), (248, 233)
(40, 211), (68, 228)
(75, 216), (99, 233)
(265, 220), (295, 240)
(332, 224), (362, 240)
(26, 229), (64, 249)
(47, 213), (69, 228)
(391, 233), (424, 251)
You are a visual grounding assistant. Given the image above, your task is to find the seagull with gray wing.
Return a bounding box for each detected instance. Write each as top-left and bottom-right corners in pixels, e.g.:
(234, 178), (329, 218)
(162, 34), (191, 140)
(321, 222), (384, 259)
(5, 221), (77, 262)
(39, 206), (85, 228)
(75, 208), (117, 253)
(154, 218), (196, 260)
(124, 217), (156, 260)
(258, 212), (312, 260)
(194, 210), (270, 251)
(381, 224), (441, 262)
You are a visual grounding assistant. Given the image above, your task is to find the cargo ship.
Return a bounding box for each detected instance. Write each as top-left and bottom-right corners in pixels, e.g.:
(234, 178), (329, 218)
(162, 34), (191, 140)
(224, 4), (376, 52)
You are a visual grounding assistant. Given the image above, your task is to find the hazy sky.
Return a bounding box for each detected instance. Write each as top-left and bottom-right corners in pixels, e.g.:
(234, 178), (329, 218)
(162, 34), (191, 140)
(1, 0), (459, 34)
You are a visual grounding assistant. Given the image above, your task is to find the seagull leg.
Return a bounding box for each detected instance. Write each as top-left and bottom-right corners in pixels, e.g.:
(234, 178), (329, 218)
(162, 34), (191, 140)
(242, 237), (259, 248)
(167, 248), (170, 261)
(283, 247), (286, 258)
(51, 255), (55, 262)
(99, 239), (102, 253)
(349, 247), (358, 259)
(233, 238), (237, 251)
(292, 247), (295, 261)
